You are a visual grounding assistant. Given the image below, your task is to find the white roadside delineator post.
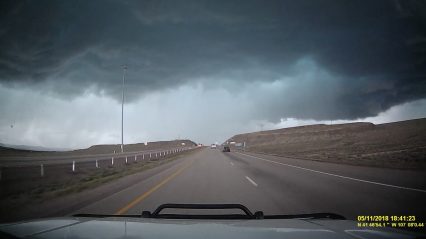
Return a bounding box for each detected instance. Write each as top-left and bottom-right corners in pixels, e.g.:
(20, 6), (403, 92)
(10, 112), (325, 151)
(125, 156), (128, 164)
(72, 161), (75, 172)
(143, 154), (145, 160)
(40, 164), (44, 177)
(135, 155), (137, 162)
(150, 153), (152, 158)
(96, 160), (99, 168)
(112, 157), (114, 166)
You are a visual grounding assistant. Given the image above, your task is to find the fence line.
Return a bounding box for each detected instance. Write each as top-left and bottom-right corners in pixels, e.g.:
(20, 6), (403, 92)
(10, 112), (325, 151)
(0, 147), (194, 181)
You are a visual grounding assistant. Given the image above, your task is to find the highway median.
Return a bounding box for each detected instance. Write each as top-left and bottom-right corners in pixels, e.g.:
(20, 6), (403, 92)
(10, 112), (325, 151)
(0, 146), (202, 222)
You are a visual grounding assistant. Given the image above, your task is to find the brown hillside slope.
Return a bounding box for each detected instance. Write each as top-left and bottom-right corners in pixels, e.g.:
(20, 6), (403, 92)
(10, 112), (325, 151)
(0, 140), (196, 157)
(227, 118), (426, 169)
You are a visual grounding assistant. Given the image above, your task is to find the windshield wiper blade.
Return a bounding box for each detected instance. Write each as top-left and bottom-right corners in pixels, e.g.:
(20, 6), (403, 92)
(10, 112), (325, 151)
(73, 204), (345, 220)
(264, 213), (345, 220)
(73, 214), (141, 218)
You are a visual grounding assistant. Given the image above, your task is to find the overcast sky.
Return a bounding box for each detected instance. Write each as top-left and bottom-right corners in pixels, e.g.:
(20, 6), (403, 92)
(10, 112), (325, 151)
(1, 0), (425, 149)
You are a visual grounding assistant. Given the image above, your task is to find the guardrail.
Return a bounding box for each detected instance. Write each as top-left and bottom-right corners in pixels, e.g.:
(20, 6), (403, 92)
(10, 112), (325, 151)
(0, 147), (194, 182)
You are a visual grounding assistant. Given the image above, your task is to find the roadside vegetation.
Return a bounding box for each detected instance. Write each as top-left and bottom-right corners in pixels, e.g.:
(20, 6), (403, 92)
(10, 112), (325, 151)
(0, 148), (201, 221)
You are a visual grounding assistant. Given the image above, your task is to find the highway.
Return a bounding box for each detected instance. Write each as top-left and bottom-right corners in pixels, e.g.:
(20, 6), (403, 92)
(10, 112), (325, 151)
(72, 148), (426, 220)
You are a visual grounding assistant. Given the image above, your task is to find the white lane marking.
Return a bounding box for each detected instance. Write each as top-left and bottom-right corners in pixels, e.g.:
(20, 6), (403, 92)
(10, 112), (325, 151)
(245, 176), (258, 187)
(237, 152), (426, 193)
(230, 162), (234, 166)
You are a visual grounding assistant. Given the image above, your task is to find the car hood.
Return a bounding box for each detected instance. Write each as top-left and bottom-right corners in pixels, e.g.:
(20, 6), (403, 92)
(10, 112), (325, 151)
(0, 217), (423, 239)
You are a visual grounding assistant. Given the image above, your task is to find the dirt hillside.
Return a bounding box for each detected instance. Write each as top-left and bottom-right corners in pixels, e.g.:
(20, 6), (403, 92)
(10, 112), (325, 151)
(0, 140), (197, 157)
(227, 118), (426, 169)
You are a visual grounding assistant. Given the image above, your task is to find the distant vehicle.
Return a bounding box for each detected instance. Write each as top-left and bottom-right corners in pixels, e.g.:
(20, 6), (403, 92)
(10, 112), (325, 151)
(210, 144), (217, 149)
(223, 146), (230, 152)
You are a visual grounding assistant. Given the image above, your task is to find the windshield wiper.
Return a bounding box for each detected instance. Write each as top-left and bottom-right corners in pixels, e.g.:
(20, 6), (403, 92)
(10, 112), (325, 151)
(74, 203), (345, 220)
(263, 213), (345, 220)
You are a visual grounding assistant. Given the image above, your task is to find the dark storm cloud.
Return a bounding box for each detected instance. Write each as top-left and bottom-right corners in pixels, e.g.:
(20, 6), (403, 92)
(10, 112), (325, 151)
(0, 0), (425, 120)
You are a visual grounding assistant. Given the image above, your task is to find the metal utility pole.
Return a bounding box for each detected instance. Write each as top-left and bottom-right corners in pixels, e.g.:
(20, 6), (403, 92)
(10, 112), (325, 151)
(121, 65), (127, 153)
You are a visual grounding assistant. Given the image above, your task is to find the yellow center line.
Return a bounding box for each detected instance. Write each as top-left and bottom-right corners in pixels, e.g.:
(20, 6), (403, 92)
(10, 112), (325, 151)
(114, 160), (194, 215)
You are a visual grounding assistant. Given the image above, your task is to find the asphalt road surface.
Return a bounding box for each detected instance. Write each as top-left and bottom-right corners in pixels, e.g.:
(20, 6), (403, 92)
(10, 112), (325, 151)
(72, 148), (426, 220)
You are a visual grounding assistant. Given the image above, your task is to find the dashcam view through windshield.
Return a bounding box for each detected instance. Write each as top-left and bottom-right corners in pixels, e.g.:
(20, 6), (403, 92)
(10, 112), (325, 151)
(0, 0), (425, 238)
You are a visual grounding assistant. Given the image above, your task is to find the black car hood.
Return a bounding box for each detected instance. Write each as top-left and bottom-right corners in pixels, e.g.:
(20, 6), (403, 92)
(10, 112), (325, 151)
(1, 217), (424, 239)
